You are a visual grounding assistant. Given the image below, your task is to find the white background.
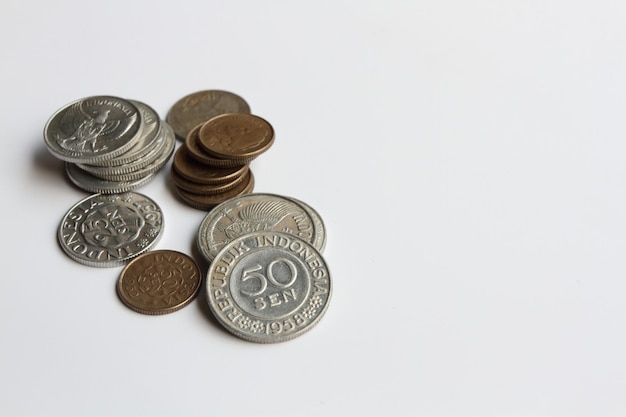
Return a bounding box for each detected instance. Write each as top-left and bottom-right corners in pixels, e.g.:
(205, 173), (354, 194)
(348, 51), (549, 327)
(1, 1), (625, 416)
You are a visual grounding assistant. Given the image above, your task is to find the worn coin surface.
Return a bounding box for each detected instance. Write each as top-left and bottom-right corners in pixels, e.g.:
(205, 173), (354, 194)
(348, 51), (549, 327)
(117, 250), (201, 315)
(166, 90), (251, 141)
(58, 192), (164, 267)
(170, 164), (248, 195)
(198, 113), (274, 163)
(206, 231), (331, 343)
(197, 193), (323, 262)
(185, 124), (246, 168)
(44, 96), (143, 164)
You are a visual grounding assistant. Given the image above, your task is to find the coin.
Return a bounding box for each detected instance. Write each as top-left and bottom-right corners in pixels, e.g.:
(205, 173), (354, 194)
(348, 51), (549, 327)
(185, 124), (247, 168)
(175, 170), (255, 211)
(58, 192), (164, 267)
(172, 143), (248, 185)
(166, 90), (251, 141)
(44, 96), (143, 164)
(206, 231), (331, 343)
(170, 163), (248, 195)
(117, 250), (201, 315)
(65, 162), (158, 194)
(196, 193), (324, 262)
(197, 113), (274, 163)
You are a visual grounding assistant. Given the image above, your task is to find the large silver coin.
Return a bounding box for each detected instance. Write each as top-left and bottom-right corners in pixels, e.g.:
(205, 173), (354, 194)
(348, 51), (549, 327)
(197, 193), (325, 262)
(79, 100), (162, 169)
(58, 192), (164, 267)
(44, 96), (143, 164)
(206, 231), (331, 343)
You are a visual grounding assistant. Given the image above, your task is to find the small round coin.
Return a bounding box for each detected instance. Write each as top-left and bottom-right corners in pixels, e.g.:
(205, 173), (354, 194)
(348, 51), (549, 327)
(198, 113), (274, 163)
(166, 90), (251, 141)
(172, 143), (248, 185)
(206, 231), (332, 343)
(175, 169), (255, 211)
(57, 192), (164, 267)
(117, 250), (202, 315)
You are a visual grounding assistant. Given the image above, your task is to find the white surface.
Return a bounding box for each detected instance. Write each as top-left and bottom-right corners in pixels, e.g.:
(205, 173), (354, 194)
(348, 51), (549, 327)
(2, 1), (626, 416)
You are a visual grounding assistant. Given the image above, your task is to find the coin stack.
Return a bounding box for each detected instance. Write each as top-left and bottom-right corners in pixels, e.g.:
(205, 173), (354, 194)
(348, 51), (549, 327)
(44, 95), (175, 194)
(170, 112), (274, 210)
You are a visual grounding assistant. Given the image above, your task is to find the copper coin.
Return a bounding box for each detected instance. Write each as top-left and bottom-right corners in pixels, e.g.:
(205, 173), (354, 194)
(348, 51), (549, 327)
(170, 163), (248, 195)
(166, 90), (251, 141)
(172, 143), (248, 185)
(185, 124), (248, 168)
(116, 250), (202, 315)
(175, 169), (255, 210)
(198, 113), (274, 163)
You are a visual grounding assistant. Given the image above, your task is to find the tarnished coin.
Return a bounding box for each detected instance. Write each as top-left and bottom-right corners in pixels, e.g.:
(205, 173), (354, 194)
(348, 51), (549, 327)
(166, 90), (251, 141)
(175, 170), (255, 211)
(172, 143), (248, 185)
(286, 197), (327, 254)
(185, 124), (248, 168)
(58, 192), (164, 267)
(198, 113), (274, 163)
(206, 231), (331, 343)
(170, 164), (248, 195)
(197, 193), (323, 262)
(44, 96), (143, 164)
(117, 250), (201, 315)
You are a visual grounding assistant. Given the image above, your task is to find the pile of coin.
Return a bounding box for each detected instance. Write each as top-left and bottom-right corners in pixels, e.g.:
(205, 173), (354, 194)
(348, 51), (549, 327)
(197, 193), (331, 343)
(170, 112), (274, 210)
(44, 95), (175, 194)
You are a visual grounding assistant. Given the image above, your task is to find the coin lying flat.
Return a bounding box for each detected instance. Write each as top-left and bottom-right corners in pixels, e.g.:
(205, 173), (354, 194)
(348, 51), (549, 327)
(170, 163), (248, 195)
(185, 124), (248, 168)
(172, 143), (248, 185)
(167, 90), (251, 141)
(196, 193), (325, 262)
(198, 113), (274, 163)
(117, 250), (201, 315)
(175, 170), (255, 211)
(58, 192), (164, 267)
(44, 96), (143, 164)
(206, 231), (331, 343)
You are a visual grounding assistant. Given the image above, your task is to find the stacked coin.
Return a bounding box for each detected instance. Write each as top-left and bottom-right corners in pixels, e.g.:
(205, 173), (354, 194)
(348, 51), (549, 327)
(170, 112), (274, 210)
(198, 193), (331, 343)
(44, 95), (175, 194)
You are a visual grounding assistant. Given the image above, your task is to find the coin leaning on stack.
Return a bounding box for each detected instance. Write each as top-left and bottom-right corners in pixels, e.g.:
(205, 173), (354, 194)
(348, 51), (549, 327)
(170, 112), (274, 210)
(197, 193), (331, 343)
(43, 95), (175, 194)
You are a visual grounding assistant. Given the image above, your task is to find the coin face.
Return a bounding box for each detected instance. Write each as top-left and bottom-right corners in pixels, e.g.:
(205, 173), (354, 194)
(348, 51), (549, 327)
(117, 250), (202, 315)
(166, 90), (251, 141)
(44, 96), (143, 164)
(197, 113), (274, 162)
(206, 231), (331, 343)
(57, 192), (164, 267)
(197, 193), (324, 262)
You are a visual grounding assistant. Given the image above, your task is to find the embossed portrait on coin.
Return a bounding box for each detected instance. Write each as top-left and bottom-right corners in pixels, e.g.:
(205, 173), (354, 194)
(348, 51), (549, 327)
(81, 204), (145, 248)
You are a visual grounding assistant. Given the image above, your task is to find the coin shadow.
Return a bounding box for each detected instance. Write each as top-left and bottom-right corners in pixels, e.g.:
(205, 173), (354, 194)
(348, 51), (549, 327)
(31, 141), (65, 180)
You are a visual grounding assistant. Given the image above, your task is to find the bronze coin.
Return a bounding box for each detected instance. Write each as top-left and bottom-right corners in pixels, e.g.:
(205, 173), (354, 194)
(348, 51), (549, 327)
(170, 163), (248, 195)
(172, 143), (248, 185)
(185, 124), (248, 168)
(166, 90), (251, 141)
(116, 250), (202, 315)
(198, 113), (274, 163)
(175, 169), (255, 210)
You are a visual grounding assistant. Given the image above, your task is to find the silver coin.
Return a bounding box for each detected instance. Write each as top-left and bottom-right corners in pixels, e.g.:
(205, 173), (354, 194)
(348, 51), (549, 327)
(197, 193), (324, 262)
(44, 96), (143, 164)
(58, 192), (164, 267)
(91, 123), (175, 182)
(79, 100), (162, 169)
(206, 231), (331, 343)
(65, 162), (157, 194)
(284, 197), (326, 254)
